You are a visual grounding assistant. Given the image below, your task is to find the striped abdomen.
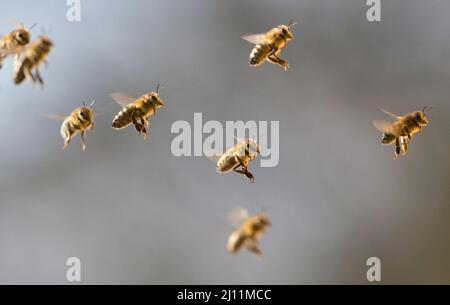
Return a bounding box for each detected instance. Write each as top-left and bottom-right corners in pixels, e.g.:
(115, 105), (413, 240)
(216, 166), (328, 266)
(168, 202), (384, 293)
(61, 119), (81, 140)
(111, 105), (137, 129)
(249, 43), (273, 66)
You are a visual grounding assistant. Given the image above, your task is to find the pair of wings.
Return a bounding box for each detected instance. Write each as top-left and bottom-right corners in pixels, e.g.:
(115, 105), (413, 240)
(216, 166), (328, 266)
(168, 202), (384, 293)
(242, 33), (267, 45)
(109, 92), (137, 107)
(373, 109), (401, 133)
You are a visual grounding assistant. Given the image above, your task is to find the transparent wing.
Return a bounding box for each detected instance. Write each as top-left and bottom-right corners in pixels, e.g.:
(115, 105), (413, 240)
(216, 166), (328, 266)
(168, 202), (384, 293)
(380, 108), (401, 119)
(241, 33), (267, 45)
(227, 208), (250, 227)
(41, 113), (67, 121)
(373, 120), (393, 133)
(109, 92), (136, 108)
(206, 152), (223, 163)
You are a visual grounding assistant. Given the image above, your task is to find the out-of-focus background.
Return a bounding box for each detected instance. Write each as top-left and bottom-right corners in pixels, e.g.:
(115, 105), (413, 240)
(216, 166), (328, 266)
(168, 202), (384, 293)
(0, 0), (449, 284)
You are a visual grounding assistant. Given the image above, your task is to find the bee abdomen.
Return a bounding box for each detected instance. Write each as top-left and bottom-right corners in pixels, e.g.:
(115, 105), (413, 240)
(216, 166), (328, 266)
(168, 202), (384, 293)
(249, 44), (272, 66)
(112, 108), (133, 129)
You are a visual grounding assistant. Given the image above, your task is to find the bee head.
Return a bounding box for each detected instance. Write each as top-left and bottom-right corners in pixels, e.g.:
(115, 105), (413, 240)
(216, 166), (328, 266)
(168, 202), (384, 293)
(149, 84), (164, 108)
(254, 213), (271, 227)
(39, 35), (54, 47)
(416, 106), (433, 126)
(14, 29), (30, 45)
(279, 19), (296, 40)
(80, 101), (95, 121)
(246, 139), (260, 159)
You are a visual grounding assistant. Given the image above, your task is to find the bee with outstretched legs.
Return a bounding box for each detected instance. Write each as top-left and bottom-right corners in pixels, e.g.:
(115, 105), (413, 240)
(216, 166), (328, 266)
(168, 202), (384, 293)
(43, 101), (95, 152)
(0, 21), (35, 70)
(13, 34), (53, 87)
(242, 19), (296, 71)
(110, 84), (165, 140)
(227, 208), (271, 256)
(373, 107), (432, 158)
(209, 138), (260, 183)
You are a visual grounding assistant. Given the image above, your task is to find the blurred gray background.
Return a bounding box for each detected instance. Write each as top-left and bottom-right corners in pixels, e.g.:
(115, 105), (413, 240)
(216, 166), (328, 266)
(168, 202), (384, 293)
(0, 0), (449, 284)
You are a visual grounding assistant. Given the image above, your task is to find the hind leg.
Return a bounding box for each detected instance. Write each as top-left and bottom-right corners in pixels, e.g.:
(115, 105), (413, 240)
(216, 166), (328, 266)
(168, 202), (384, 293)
(268, 50), (289, 71)
(394, 138), (401, 159)
(132, 111), (147, 139)
(81, 131), (87, 151)
(63, 136), (71, 150)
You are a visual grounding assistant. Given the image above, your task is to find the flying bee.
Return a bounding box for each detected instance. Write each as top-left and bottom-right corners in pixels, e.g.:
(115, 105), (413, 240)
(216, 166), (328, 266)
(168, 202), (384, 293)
(110, 84), (165, 140)
(43, 101), (95, 152)
(13, 34), (53, 87)
(0, 21), (35, 69)
(242, 19), (296, 71)
(373, 107), (433, 158)
(209, 138), (260, 183)
(227, 208), (271, 256)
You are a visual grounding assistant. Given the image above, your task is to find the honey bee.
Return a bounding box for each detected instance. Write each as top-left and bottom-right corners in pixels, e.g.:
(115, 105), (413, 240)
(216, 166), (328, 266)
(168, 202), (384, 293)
(227, 208), (271, 256)
(373, 107), (432, 158)
(13, 34), (53, 86)
(0, 22), (35, 69)
(210, 138), (260, 183)
(242, 19), (296, 71)
(110, 84), (165, 139)
(43, 101), (95, 152)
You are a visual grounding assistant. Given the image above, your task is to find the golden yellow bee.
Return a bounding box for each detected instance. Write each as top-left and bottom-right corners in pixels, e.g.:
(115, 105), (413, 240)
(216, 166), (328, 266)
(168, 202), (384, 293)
(242, 20), (296, 71)
(227, 209), (271, 256)
(43, 101), (95, 152)
(13, 34), (53, 86)
(373, 107), (432, 158)
(0, 22), (35, 69)
(110, 84), (165, 139)
(212, 138), (260, 183)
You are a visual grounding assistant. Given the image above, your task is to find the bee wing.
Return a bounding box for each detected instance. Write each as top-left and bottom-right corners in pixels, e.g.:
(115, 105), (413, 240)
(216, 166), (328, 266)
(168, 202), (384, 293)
(373, 119), (393, 133)
(227, 208), (250, 227)
(41, 113), (67, 121)
(380, 108), (401, 120)
(109, 92), (136, 108)
(241, 33), (267, 45)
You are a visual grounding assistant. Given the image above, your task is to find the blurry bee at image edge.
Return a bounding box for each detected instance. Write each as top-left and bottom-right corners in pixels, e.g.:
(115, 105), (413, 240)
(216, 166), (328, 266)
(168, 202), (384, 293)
(13, 34), (53, 86)
(373, 107), (432, 158)
(227, 210), (271, 256)
(242, 19), (296, 71)
(0, 21), (35, 69)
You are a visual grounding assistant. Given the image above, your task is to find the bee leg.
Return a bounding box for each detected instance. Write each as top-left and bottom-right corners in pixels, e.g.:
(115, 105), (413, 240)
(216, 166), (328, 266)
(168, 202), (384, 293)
(246, 240), (262, 256)
(404, 127), (412, 143)
(233, 165), (255, 183)
(90, 121), (95, 131)
(402, 138), (408, 155)
(81, 131), (87, 152)
(268, 51), (289, 71)
(394, 138), (401, 159)
(34, 69), (44, 87)
(63, 137), (71, 150)
(132, 111), (147, 139)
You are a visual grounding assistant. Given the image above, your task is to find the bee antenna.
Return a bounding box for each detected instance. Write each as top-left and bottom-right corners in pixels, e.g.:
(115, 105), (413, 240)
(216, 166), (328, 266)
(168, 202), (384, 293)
(423, 105), (435, 114)
(288, 19), (297, 28)
(155, 83), (161, 94)
(89, 100), (96, 108)
(29, 23), (37, 30)
(83, 101), (87, 107)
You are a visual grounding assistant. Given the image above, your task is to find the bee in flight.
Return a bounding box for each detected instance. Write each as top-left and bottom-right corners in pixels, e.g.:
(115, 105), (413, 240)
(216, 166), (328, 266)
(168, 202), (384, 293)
(373, 107), (432, 158)
(242, 19), (296, 71)
(227, 208), (271, 256)
(43, 101), (95, 152)
(110, 84), (165, 140)
(13, 34), (53, 87)
(209, 138), (260, 183)
(0, 21), (35, 70)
